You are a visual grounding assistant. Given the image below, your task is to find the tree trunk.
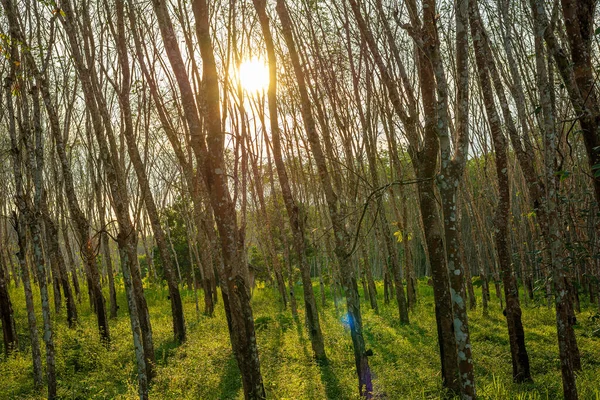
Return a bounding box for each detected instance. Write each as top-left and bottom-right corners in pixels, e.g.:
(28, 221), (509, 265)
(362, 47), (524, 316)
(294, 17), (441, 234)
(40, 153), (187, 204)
(276, 1), (372, 395)
(532, 1), (580, 396)
(252, 0), (327, 362)
(115, 0), (186, 344)
(0, 259), (18, 356)
(470, 0), (532, 382)
(61, 0), (154, 391)
(350, 0), (461, 392)
(150, 0), (267, 396)
(43, 213), (78, 327)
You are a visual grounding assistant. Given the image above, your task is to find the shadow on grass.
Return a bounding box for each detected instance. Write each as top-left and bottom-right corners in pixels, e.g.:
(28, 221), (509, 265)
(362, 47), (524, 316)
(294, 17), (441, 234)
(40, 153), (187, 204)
(292, 317), (343, 399)
(217, 355), (242, 399)
(318, 361), (344, 399)
(155, 339), (180, 366)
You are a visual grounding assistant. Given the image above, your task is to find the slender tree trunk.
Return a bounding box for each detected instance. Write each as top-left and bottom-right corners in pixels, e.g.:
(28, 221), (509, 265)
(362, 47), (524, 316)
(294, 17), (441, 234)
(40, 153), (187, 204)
(435, 0), (475, 395)
(43, 213), (77, 327)
(350, 0), (461, 392)
(28, 81), (57, 400)
(2, 32), (48, 390)
(14, 213), (43, 387)
(115, 0), (186, 344)
(276, 1), (372, 395)
(94, 169), (118, 319)
(61, 0), (155, 390)
(150, 0), (267, 396)
(532, 1), (580, 396)
(470, 0), (532, 382)
(252, 0), (327, 362)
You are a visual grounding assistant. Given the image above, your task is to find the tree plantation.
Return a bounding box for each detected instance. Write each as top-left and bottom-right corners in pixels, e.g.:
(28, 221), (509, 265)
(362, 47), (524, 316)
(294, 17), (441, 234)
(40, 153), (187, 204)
(0, 0), (599, 399)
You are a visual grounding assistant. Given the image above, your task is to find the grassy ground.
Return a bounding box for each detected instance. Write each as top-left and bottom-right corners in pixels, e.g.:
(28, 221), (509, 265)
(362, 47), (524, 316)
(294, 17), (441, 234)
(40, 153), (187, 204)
(1, 279), (599, 399)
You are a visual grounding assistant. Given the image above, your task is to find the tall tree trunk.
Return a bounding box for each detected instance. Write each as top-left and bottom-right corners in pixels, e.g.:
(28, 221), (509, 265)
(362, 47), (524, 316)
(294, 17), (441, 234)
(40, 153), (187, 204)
(43, 212), (78, 327)
(532, 0), (580, 396)
(276, 1), (372, 395)
(470, 0), (532, 383)
(28, 79), (58, 400)
(7, 1), (110, 342)
(253, 0), (327, 362)
(350, 0), (461, 392)
(114, 0), (186, 344)
(60, 0), (154, 391)
(435, 0), (475, 395)
(150, 0), (266, 396)
(13, 213), (43, 387)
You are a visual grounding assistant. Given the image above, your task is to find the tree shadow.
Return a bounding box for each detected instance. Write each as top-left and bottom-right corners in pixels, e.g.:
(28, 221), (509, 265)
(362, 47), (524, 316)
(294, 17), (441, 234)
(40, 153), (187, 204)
(318, 361), (344, 399)
(155, 339), (179, 366)
(217, 355), (242, 399)
(293, 317), (343, 399)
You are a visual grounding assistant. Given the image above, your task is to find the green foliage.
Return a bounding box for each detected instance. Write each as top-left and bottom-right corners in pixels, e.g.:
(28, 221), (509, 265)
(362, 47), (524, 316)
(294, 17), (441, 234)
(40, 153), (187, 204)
(153, 198), (193, 282)
(1, 280), (600, 399)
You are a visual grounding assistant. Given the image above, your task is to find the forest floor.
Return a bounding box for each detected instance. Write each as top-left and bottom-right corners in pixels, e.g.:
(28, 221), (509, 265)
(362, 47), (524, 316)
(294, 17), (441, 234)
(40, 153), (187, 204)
(1, 279), (600, 399)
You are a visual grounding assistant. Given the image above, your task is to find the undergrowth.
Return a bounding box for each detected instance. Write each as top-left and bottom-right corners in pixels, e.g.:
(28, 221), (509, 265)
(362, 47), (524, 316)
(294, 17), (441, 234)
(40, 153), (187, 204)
(1, 280), (599, 399)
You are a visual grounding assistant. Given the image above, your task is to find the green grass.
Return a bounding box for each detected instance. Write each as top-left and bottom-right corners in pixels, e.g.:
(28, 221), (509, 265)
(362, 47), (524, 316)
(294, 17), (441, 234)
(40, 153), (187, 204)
(1, 279), (599, 399)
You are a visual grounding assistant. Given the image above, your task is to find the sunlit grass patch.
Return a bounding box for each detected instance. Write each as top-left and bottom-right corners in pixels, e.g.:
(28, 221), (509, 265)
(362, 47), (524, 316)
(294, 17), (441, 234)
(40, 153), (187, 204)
(1, 279), (599, 399)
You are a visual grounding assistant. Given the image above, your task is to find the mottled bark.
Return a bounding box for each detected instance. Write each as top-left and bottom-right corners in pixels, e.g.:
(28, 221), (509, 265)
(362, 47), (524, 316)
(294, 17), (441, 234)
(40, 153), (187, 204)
(149, 0), (266, 396)
(436, 0), (475, 395)
(117, 233), (149, 400)
(13, 213), (43, 387)
(29, 79), (57, 400)
(532, 1), (580, 396)
(2, 20), (49, 388)
(350, 0), (460, 392)
(60, 0), (155, 391)
(558, 0), (600, 205)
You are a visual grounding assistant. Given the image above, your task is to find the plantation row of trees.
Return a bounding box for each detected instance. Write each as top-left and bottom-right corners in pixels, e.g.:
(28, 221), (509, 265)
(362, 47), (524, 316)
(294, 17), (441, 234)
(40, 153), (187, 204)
(0, 0), (598, 399)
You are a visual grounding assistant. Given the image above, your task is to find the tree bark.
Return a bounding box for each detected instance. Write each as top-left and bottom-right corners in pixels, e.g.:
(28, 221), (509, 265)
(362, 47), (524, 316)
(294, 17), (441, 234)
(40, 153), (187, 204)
(252, 0), (327, 362)
(276, 1), (372, 395)
(350, 0), (461, 392)
(0, 258), (18, 356)
(114, 0), (186, 344)
(470, 0), (532, 383)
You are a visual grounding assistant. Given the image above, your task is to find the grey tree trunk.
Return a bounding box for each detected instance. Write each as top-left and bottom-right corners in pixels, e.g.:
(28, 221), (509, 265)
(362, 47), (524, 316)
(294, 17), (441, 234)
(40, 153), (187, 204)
(60, 0), (154, 391)
(2, 23), (51, 391)
(532, 1), (580, 396)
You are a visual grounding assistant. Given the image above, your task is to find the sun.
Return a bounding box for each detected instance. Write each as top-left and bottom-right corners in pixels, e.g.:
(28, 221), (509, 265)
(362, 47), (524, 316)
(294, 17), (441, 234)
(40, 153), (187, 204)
(239, 58), (270, 93)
